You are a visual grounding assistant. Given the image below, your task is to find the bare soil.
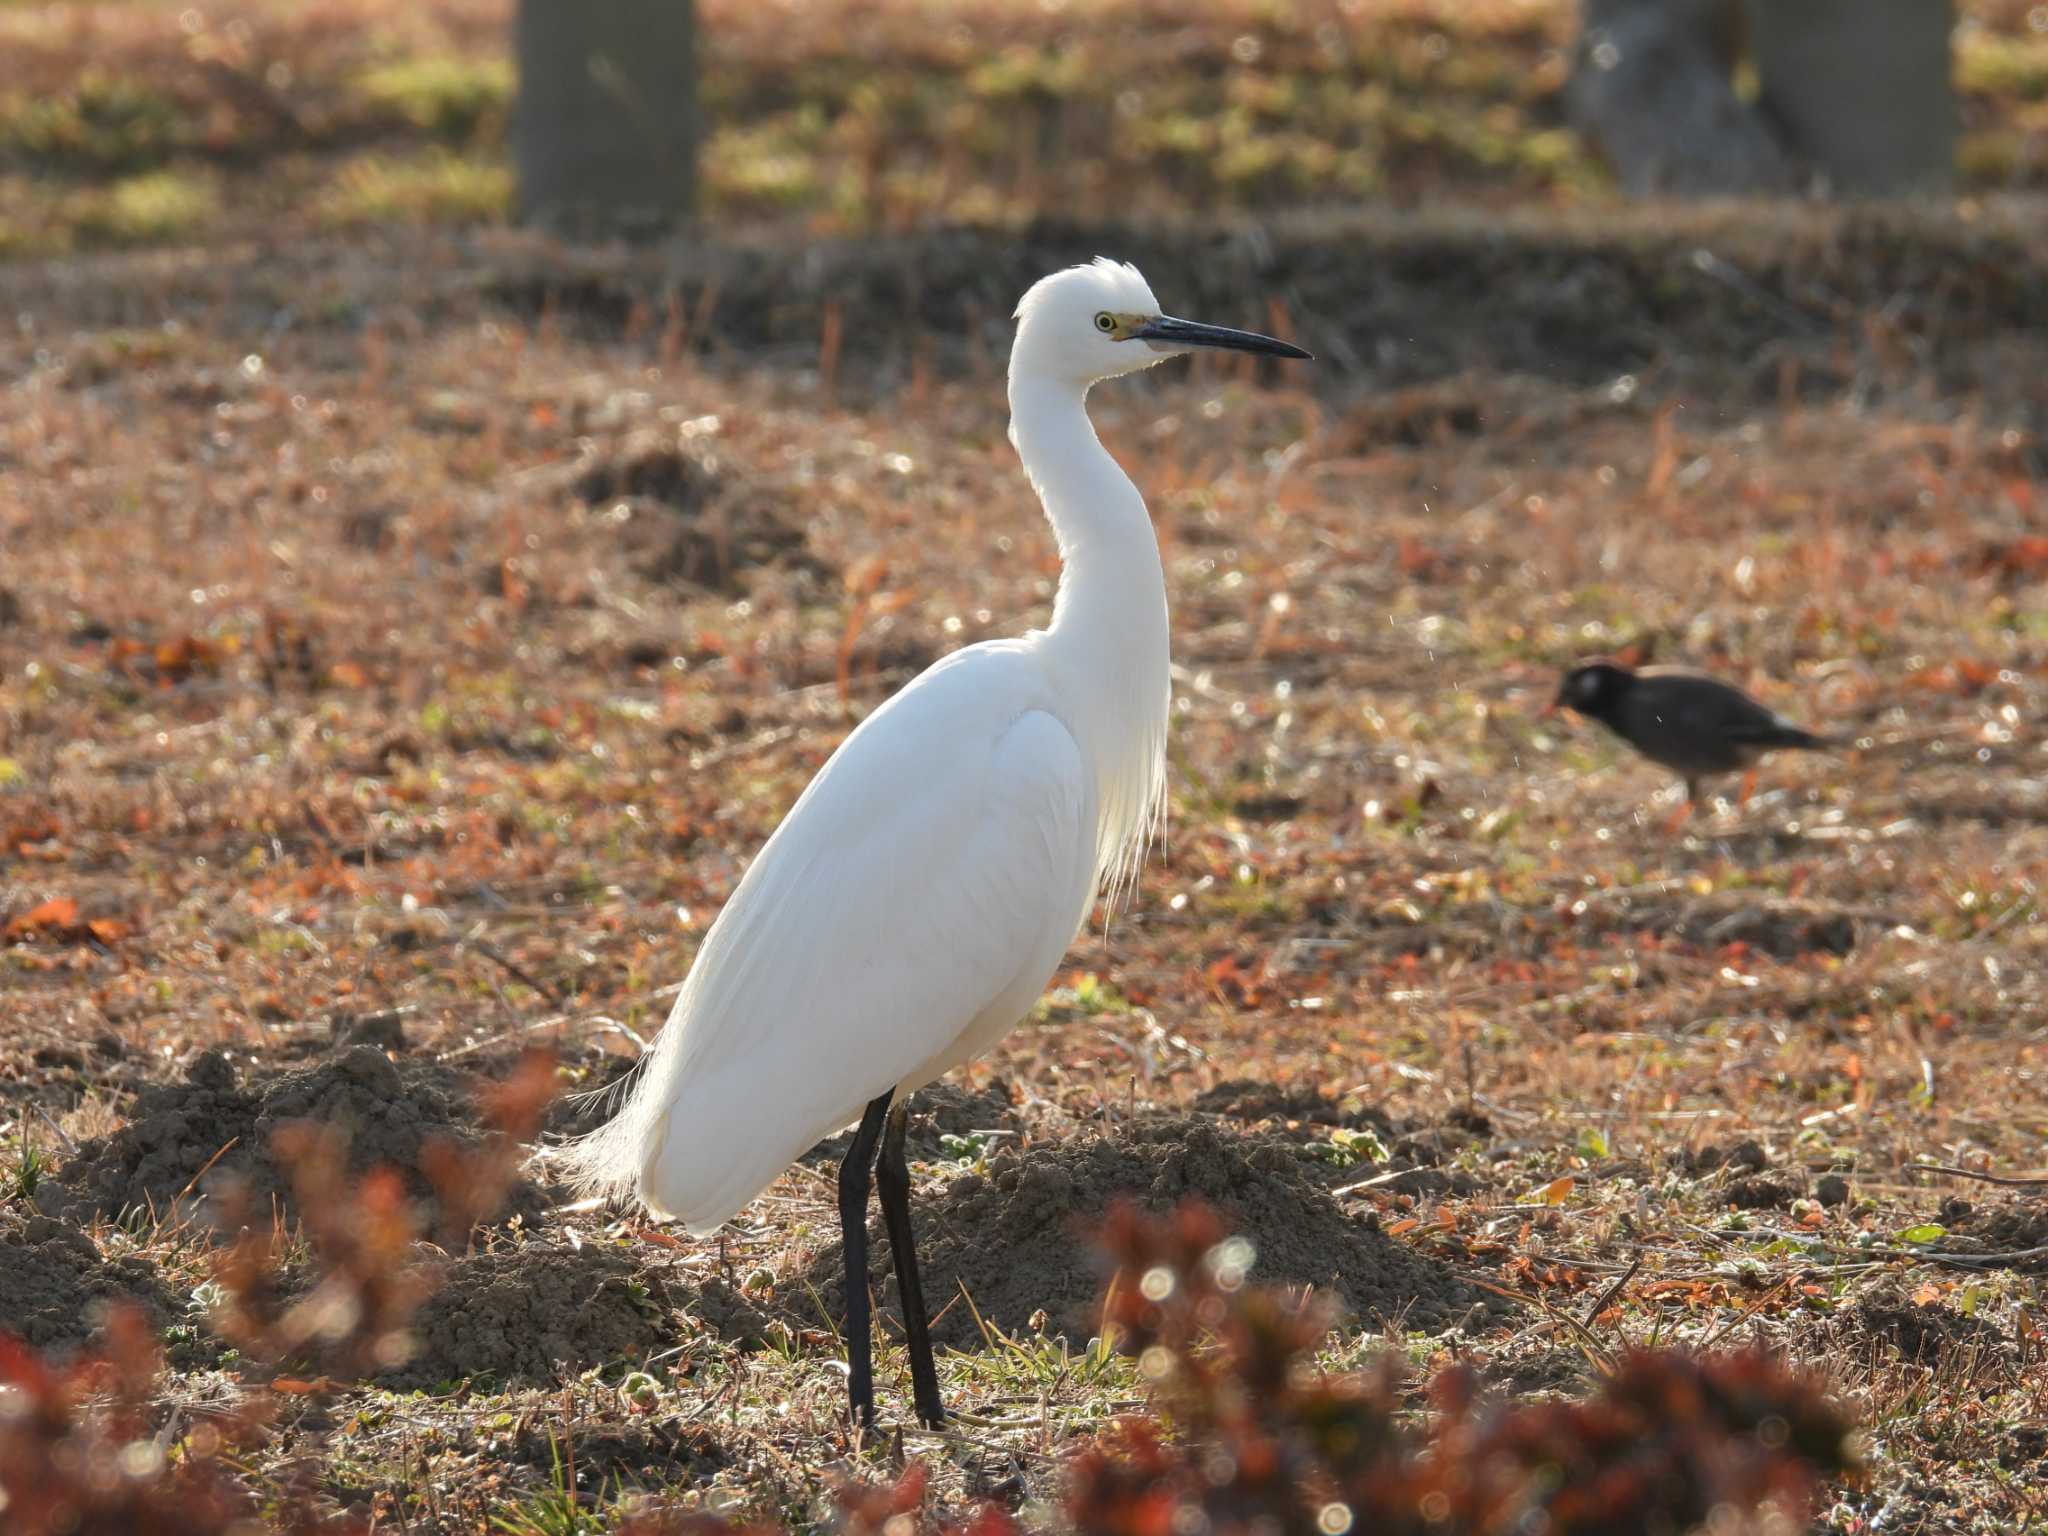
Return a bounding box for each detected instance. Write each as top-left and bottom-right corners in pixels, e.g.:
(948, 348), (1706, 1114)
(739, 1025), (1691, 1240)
(1192, 1077), (1394, 1130)
(1949, 1196), (2048, 1272)
(388, 1242), (687, 1389)
(0, 1208), (171, 1355)
(1852, 1292), (2010, 1364)
(38, 1045), (546, 1231)
(799, 1118), (1500, 1350)
(567, 430), (825, 596)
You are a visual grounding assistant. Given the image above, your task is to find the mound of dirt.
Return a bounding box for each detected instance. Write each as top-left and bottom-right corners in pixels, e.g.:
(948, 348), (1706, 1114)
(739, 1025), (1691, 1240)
(1853, 1294), (2008, 1363)
(1193, 1079), (1391, 1132)
(1191, 1083), (1481, 1196)
(0, 1208), (172, 1354)
(39, 1046), (543, 1232)
(799, 1079), (1026, 1170)
(788, 1118), (1500, 1351)
(571, 429), (818, 594)
(384, 1243), (683, 1390)
(914, 1079), (1024, 1138)
(1943, 1198), (2048, 1273)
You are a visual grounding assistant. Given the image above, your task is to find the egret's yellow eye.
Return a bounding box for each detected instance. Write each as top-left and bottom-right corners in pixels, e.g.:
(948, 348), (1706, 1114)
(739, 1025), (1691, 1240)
(1094, 312), (1117, 334)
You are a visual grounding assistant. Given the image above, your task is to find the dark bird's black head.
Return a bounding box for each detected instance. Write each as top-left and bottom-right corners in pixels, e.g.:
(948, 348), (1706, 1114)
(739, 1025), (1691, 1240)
(1555, 661), (1634, 723)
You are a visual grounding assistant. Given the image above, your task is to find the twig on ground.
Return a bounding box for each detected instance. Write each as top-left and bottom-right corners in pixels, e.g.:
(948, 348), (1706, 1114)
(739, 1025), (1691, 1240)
(1582, 1255), (1643, 1327)
(1911, 1162), (2048, 1189)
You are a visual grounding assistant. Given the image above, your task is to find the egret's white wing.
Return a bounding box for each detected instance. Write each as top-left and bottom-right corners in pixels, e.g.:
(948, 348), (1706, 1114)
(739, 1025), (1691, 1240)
(568, 646), (1095, 1232)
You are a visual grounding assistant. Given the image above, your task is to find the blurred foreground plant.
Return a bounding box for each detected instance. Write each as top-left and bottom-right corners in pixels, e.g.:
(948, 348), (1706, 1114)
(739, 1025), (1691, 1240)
(634, 1200), (1859, 1536)
(1075, 1200), (1860, 1536)
(0, 1301), (263, 1535)
(3, 1118), (1854, 1535)
(0, 1049), (558, 1535)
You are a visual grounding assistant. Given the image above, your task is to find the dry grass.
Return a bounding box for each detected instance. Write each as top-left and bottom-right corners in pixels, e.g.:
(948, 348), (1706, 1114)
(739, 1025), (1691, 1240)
(3, 2), (2048, 1531)
(3, 203), (2046, 1529)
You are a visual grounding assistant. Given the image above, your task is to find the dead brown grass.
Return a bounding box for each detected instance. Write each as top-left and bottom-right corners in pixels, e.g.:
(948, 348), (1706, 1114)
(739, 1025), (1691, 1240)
(0, 207), (2039, 1531)
(1, 39), (2047, 1529)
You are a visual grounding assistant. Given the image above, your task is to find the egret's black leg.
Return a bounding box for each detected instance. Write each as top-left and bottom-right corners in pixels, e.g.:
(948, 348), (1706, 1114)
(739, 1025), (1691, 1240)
(838, 1089), (893, 1429)
(876, 1100), (945, 1427)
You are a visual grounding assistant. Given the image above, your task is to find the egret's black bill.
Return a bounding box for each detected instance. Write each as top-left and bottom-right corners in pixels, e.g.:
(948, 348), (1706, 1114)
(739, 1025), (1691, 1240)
(1135, 315), (1312, 360)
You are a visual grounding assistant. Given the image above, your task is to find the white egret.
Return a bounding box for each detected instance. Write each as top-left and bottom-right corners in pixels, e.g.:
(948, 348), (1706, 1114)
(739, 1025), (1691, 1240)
(561, 258), (1311, 1428)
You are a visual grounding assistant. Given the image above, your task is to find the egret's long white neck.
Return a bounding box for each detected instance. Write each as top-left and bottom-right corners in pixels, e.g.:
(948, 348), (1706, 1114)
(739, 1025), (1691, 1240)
(1008, 372), (1171, 900)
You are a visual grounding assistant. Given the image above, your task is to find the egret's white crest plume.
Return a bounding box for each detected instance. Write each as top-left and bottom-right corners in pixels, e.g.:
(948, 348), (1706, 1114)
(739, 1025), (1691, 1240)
(558, 256), (1311, 1428)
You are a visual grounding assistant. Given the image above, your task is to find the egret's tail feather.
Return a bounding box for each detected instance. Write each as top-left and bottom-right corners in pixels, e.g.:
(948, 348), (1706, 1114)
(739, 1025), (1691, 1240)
(541, 1028), (856, 1233)
(541, 1054), (660, 1205)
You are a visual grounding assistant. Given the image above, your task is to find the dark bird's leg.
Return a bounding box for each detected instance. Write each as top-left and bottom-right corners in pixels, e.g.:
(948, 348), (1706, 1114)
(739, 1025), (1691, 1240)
(838, 1089), (893, 1430)
(876, 1099), (945, 1428)
(1737, 767), (1758, 807)
(1663, 780), (1698, 835)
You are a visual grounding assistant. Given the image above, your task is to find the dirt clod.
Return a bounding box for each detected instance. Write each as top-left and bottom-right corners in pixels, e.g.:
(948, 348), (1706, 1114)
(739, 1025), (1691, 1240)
(1691, 1139), (1769, 1175)
(1727, 1173), (1801, 1210)
(0, 1208), (171, 1355)
(1193, 1078), (1391, 1132)
(691, 1276), (778, 1348)
(331, 1010), (407, 1052)
(1672, 900), (1860, 959)
(40, 1046), (542, 1231)
(1855, 1295), (2007, 1362)
(572, 430), (813, 594)
(913, 1079), (1024, 1139)
(1815, 1173), (1851, 1206)
(385, 1243), (684, 1389)
(1724, 1139), (1769, 1172)
(792, 1118), (1499, 1351)
(1950, 1198), (2048, 1272)
(2002, 1425), (2047, 1470)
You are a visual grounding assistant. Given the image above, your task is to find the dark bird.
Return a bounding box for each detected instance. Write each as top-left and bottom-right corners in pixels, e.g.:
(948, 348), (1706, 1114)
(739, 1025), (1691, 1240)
(1553, 661), (1835, 809)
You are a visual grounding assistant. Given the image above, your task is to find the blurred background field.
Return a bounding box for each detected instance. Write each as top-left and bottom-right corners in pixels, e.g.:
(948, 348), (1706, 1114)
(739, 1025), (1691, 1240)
(5, 0), (2048, 253)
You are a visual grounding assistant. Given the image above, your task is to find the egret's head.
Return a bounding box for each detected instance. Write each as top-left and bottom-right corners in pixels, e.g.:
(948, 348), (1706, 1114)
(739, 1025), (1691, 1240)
(1011, 257), (1311, 387)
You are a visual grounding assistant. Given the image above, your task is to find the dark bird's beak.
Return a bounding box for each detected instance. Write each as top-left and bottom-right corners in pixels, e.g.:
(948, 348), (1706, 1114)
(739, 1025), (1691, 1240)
(1134, 315), (1312, 360)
